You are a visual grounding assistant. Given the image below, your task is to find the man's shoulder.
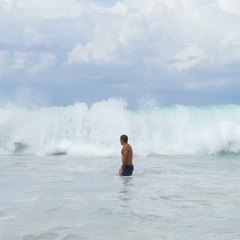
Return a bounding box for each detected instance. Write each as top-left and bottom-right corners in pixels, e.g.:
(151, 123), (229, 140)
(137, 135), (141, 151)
(123, 144), (130, 149)
(126, 144), (132, 150)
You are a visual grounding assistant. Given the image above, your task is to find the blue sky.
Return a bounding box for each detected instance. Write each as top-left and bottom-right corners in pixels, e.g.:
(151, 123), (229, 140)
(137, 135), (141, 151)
(0, 0), (240, 107)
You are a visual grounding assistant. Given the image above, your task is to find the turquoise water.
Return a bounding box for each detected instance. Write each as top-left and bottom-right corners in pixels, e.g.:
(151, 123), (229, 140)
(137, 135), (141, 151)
(1, 155), (239, 240)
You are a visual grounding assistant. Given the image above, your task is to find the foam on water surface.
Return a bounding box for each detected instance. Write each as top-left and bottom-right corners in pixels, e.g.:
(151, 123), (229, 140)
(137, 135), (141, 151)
(1, 98), (240, 156)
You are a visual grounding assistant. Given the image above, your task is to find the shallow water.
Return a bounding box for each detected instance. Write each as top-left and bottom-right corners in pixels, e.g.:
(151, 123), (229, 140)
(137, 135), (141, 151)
(0, 155), (240, 240)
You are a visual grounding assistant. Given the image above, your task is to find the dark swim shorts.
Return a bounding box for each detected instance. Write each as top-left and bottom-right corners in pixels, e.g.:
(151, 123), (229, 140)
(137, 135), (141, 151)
(122, 165), (134, 176)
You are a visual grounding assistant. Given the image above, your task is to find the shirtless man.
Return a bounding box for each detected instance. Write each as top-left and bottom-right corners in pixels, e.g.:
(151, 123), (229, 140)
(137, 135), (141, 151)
(119, 135), (134, 176)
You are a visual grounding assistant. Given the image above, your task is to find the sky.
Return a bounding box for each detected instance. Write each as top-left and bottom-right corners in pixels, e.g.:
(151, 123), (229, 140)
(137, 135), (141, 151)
(0, 0), (240, 107)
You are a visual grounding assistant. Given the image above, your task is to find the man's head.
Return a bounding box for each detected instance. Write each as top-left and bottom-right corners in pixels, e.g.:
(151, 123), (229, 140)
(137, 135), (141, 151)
(120, 135), (128, 145)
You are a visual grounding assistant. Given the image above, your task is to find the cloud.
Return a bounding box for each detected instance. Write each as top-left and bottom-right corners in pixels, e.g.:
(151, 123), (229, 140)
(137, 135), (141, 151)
(168, 44), (206, 72)
(218, 0), (240, 15)
(11, 0), (95, 19)
(67, 1), (148, 65)
(67, 39), (118, 64)
(65, 0), (240, 72)
(11, 51), (31, 71)
(0, 0), (240, 105)
(213, 31), (240, 66)
(0, 50), (56, 76)
(27, 53), (56, 74)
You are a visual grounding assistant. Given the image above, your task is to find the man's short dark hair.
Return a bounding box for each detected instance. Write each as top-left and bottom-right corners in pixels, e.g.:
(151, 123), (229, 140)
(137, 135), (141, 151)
(120, 135), (128, 143)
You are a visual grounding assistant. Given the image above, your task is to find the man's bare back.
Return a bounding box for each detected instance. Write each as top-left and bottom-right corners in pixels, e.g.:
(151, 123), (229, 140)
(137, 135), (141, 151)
(121, 144), (133, 166)
(119, 135), (134, 176)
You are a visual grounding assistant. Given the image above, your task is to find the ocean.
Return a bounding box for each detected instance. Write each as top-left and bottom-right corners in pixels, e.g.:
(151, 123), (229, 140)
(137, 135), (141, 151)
(0, 98), (240, 239)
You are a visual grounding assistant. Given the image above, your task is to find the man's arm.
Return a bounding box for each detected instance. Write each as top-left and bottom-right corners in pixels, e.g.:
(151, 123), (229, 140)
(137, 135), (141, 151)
(119, 146), (128, 176)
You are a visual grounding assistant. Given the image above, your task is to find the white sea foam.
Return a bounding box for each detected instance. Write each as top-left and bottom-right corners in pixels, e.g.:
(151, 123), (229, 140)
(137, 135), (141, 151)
(1, 98), (240, 156)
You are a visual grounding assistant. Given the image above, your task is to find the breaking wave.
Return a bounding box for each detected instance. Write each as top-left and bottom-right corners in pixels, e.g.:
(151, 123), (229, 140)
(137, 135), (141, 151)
(1, 98), (240, 156)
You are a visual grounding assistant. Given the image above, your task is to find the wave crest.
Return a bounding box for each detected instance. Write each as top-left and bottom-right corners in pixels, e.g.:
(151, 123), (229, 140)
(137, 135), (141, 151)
(1, 99), (240, 156)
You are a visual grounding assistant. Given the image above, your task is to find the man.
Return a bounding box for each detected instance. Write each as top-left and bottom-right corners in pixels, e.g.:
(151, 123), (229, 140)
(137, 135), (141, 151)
(119, 135), (134, 176)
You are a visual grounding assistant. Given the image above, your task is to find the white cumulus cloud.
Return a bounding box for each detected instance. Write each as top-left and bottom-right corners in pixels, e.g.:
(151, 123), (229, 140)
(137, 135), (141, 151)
(0, 0), (240, 105)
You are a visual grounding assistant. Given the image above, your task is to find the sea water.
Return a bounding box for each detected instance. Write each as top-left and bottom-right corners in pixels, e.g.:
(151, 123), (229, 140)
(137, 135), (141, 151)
(0, 99), (240, 239)
(1, 155), (240, 240)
